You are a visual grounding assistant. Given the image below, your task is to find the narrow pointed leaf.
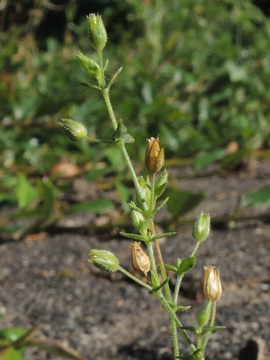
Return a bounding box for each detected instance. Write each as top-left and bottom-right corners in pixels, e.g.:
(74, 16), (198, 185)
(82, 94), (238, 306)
(164, 264), (178, 272)
(175, 306), (191, 312)
(120, 232), (146, 241)
(151, 232), (177, 241)
(201, 326), (226, 335)
(150, 277), (169, 294)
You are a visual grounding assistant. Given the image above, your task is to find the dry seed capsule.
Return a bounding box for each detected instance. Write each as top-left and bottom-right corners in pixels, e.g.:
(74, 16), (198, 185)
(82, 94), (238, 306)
(130, 242), (150, 277)
(203, 266), (222, 302)
(145, 136), (165, 173)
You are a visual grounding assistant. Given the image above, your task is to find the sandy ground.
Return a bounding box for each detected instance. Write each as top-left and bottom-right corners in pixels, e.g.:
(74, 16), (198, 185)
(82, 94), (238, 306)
(1, 161), (270, 360)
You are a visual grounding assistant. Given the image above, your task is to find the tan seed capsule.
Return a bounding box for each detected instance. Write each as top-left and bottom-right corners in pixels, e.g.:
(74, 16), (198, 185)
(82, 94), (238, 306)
(203, 266), (222, 302)
(130, 241), (151, 277)
(145, 136), (165, 173)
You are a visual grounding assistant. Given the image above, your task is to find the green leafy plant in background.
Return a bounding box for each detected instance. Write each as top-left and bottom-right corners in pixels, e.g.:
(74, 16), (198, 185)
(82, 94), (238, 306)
(114, 0), (270, 165)
(59, 14), (225, 359)
(0, 324), (86, 360)
(2, 0), (270, 238)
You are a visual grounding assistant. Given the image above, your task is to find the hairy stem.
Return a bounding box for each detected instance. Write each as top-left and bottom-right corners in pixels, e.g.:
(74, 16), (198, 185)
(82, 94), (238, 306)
(118, 265), (152, 291)
(201, 301), (216, 356)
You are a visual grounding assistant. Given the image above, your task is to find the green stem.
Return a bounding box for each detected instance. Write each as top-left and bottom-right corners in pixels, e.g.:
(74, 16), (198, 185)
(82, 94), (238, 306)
(146, 241), (158, 274)
(158, 293), (196, 353)
(118, 265), (152, 291)
(102, 88), (118, 130)
(98, 52), (144, 202)
(173, 274), (184, 305)
(101, 80), (145, 203)
(190, 241), (200, 257)
(149, 173), (156, 212)
(201, 301), (216, 356)
(118, 267), (187, 358)
(171, 319), (179, 360)
(149, 175), (171, 299)
(119, 143), (145, 204)
(149, 174), (178, 357)
(173, 242), (200, 305)
(97, 49), (106, 89)
(197, 326), (203, 350)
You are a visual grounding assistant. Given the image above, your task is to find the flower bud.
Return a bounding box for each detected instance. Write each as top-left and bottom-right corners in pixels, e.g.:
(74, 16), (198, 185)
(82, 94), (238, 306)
(203, 266), (222, 302)
(77, 52), (102, 84)
(137, 176), (151, 210)
(197, 300), (212, 327)
(193, 211), (211, 242)
(87, 13), (107, 51)
(130, 242), (151, 277)
(131, 210), (145, 232)
(58, 118), (88, 142)
(88, 249), (119, 272)
(145, 136), (165, 173)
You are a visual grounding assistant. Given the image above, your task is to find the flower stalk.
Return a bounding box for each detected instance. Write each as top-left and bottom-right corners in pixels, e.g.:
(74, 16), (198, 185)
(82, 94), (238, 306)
(60, 14), (224, 360)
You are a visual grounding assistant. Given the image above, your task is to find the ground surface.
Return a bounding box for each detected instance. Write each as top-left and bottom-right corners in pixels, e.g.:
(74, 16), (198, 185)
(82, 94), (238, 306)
(0, 160), (270, 360)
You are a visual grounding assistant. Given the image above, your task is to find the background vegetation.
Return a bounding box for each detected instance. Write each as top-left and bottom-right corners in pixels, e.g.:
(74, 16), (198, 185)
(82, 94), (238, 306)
(1, 0), (270, 239)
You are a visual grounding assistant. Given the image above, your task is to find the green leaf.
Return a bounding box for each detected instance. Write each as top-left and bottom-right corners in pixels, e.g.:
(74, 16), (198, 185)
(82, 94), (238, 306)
(201, 326), (226, 335)
(0, 347), (24, 360)
(178, 256), (196, 275)
(153, 197), (169, 215)
(111, 120), (135, 144)
(178, 326), (197, 332)
(194, 149), (226, 170)
(105, 146), (126, 173)
(79, 82), (101, 91)
(0, 193), (16, 204)
(116, 181), (132, 212)
(37, 180), (55, 218)
(120, 232), (145, 241)
(175, 306), (191, 312)
(67, 199), (114, 214)
(245, 185), (270, 207)
(151, 232), (177, 241)
(0, 328), (27, 342)
(165, 188), (205, 219)
(164, 264), (178, 272)
(155, 183), (167, 199)
(150, 277), (169, 294)
(128, 201), (143, 213)
(177, 349), (203, 359)
(86, 166), (111, 181)
(15, 175), (39, 209)
(155, 170), (168, 198)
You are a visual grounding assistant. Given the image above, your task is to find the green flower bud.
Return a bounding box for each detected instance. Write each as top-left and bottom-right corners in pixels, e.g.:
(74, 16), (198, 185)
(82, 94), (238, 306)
(197, 300), (212, 327)
(137, 176), (151, 210)
(131, 210), (145, 232)
(87, 13), (107, 51)
(88, 249), (119, 272)
(77, 52), (102, 83)
(58, 118), (88, 142)
(193, 350), (204, 360)
(193, 211), (211, 242)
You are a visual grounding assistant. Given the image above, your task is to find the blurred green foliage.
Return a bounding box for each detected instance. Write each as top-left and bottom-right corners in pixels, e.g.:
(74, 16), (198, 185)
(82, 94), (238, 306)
(1, 0), (270, 237)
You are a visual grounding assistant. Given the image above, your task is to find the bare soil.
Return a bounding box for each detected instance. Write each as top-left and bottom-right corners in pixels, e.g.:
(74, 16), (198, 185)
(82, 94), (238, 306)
(1, 160), (270, 360)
